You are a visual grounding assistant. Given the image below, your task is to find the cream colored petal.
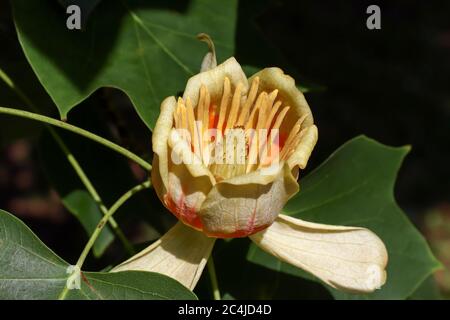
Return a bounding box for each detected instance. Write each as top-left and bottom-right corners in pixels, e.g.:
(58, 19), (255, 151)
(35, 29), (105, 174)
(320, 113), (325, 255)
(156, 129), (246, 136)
(166, 128), (216, 229)
(168, 128), (216, 185)
(249, 214), (388, 293)
(287, 125), (318, 169)
(112, 222), (216, 290)
(183, 57), (249, 106)
(199, 163), (299, 237)
(151, 155), (166, 204)
(151, 96), (177, 199)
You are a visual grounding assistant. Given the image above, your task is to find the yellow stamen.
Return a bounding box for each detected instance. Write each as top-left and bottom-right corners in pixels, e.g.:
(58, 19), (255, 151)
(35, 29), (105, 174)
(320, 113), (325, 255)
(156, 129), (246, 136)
(244, 91), (265, 131)
(178, 98), (188, 141)
(225, 82), (243, 130)
(186, 97), (201, 158)
(271, 106), (290, 132)
(255, 93), (269, 131)
(217, 77), (231, 133)
(197, 85), (206, 122)
(268, 89), (278, 106)
(174, 104), (181, 129)
(203, 89), (210, 130)
(265, 101), (282, 129)
(237, 77), (259, 126)
(280, 119), (308, 160)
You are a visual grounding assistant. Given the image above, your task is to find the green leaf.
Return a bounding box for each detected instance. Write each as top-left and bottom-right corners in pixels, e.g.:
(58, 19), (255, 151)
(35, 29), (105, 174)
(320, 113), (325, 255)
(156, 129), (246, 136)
(62, 190), (114, 258)
(0, 209), (196, 300)
(408, 276), (442, 300)
(12, 0), (237, 129)
(247, 136), (441, 299)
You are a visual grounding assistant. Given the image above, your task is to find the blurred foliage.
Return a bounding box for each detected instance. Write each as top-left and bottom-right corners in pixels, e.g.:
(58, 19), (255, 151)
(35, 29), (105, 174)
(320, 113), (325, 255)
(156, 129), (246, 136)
(409, 276), (442, 300)
(423, 204), (450, 298)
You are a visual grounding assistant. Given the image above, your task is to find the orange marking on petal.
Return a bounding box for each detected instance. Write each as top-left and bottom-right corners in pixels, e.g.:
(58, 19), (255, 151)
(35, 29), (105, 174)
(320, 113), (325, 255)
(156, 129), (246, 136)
(278, 132), (288, 150)
(164, 193), (203, 231)
(209, 104), (219, 129)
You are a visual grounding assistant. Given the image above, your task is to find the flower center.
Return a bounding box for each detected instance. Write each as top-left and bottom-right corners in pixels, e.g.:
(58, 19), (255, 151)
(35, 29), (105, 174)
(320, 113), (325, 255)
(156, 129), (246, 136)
(173, 77), (307, 181)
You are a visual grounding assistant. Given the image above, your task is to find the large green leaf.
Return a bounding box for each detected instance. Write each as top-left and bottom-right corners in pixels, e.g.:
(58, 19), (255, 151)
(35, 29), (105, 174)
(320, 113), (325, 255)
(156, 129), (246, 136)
(247, 136), (441, 299)
(12, 0), (237, 129)
(0, 209), (196, 300)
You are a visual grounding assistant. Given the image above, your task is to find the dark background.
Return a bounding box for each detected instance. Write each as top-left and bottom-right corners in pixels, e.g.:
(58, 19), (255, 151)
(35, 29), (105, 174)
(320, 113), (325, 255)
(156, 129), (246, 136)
(0, 0), (449, 298)
(236, 0), (450, 212)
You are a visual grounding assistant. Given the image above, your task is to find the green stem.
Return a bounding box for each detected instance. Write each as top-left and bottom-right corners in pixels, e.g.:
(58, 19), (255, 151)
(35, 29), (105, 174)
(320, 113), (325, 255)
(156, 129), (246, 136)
(0, 106), (152, 171)
(207, 256), (221, 300)
(0, 68), (136, 254)
(75, 180), (151, 270)
(50, 131), (135, 255)
(58, 181), (151, 300)
(0, 68), (35, 108)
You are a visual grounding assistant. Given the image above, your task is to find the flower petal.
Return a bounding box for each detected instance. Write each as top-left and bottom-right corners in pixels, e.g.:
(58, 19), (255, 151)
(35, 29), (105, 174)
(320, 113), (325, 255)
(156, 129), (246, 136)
(152, 96), (177, 201)
(168, 128), (216, 185)
(249, 214), (388, 293)
(288, 125), (318, 170)
(199, 163), (299, 237)
(112, 222), (216, 290)
(183, 57), (248, 106)
(166, 128), (216, 229)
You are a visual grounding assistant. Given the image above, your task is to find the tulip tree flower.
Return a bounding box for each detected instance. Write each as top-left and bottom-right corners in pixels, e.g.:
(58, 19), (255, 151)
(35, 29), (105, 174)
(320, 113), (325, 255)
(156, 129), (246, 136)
(113, 42), (388, 293)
